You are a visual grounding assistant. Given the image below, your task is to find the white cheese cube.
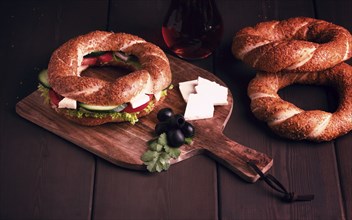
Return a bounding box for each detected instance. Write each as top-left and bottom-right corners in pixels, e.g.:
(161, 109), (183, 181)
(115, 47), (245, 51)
(154, 91), (162, 101)
(211, 85), (228, 106)
(130, 93), (150, 108)
(143, 75), (153, 94)
(58, 97), (77, 109)
(195, 77), (228, 106)
(184, 94), (214, 121)
(179, 79), (198, 102)
(196, 76), (216, 88)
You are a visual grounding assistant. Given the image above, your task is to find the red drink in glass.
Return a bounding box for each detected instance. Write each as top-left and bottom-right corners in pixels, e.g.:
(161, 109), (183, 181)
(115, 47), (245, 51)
(162, 0), (223, 60)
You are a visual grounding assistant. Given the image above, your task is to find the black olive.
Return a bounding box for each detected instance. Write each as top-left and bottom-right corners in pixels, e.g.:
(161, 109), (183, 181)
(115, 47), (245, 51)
(181, 122), (195, 138)
(167, 129), (185, 148)
(168, 114), (185, 129)
(157, 108), (174, 122)
(155, 121), (169, 135)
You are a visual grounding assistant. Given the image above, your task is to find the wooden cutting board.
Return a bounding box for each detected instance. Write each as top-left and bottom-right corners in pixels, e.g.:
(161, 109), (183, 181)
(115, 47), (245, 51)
(16, 55), (272, 183)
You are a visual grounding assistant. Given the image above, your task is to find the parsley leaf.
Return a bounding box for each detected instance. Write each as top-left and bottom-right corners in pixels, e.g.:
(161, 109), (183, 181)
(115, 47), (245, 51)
(164, 145), (181, 159)
(141, 150), (158, 162)
(185, 137), (193, 145)
(148, 141), (163, 152)
(141, 132), (182, 172)
(158, 133), (168, 145)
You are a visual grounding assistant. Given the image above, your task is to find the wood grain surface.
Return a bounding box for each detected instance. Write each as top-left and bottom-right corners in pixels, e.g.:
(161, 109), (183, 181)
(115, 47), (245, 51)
(16, 55), (272, 183)
(2, 0), (351, 219)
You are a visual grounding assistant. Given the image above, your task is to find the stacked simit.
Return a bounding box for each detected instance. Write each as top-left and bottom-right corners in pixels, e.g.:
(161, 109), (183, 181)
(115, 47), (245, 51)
(232, 17), (352, 141)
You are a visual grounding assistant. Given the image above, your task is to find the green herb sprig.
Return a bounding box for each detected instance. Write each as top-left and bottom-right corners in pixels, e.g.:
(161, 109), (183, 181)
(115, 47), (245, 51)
(141, 133), (185, 172)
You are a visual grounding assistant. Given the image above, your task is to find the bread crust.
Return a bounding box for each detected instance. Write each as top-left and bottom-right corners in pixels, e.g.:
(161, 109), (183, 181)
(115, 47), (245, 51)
(247, 63), (352, 141)
(47, 31), (172, 105)
(232, 17), (352, 72)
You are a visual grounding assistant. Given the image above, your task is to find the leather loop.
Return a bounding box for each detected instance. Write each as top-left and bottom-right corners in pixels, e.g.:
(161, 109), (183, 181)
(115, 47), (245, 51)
(247, 161), (314, 203)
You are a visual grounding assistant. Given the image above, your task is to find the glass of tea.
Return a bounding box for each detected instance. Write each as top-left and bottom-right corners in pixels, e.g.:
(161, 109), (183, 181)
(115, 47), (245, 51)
(162, 0), (223, 60)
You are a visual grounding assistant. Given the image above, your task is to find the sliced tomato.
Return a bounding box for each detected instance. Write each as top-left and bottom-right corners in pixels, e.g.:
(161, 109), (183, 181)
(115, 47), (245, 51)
(98, 52), (113, 64)
(81, 57), (97, 66)
(123, 95), (153, 113)
(49, 89), (64, 107)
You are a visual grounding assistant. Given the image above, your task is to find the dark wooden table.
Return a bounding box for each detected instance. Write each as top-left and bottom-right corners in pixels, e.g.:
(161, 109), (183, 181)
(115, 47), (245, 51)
(1, 0), (351, 219)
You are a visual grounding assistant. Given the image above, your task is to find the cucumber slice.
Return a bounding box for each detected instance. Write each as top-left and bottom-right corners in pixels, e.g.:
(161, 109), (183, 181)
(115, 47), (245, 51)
(127, 60), (141, 69)
(38, 69), (50, 88)
(113, 53), (141, 70)
(79, 103), (126, 112)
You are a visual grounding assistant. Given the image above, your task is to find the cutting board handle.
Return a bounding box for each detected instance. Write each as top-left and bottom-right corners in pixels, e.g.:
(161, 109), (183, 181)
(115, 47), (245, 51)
(204, 133), (273, 183)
